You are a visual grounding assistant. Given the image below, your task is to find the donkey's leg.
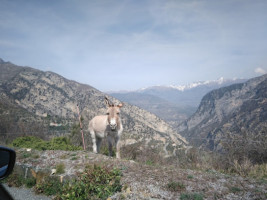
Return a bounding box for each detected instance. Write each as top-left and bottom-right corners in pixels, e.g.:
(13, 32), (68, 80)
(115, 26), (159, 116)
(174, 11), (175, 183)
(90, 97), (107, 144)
(115, 136), (121, 159)
(107, 135), (113, 157)
(96, 137), (102, 153)
(90, 131), (97, 153)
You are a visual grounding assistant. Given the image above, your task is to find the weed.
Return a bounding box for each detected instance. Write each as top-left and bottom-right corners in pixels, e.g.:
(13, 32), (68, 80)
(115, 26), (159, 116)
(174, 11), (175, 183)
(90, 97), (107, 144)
(60, 154), (68, 159)
(187, 175), (194, 179)
(258, 178), (267, 185)
(70, 156), (77, 160)
(248, 163), (267, 179)
(32, 154), (40, 159)
(22, 153), (31, 158)
(56, 165), (122, 199)
(180, 192), (204, 200)
(230, 186), (242, 193)
(145, 160), (154, 166)
(35, 176), (62, 196)
(25, 177), (36, 188)
(3, 172), (36, 188)
(166, 181), (185, 192)
(56, 163), (65, 174)
(4, 172), (24, 187)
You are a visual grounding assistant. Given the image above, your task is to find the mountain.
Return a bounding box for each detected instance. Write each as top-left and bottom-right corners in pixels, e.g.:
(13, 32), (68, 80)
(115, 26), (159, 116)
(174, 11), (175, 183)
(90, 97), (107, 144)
(109, 78), (246, 126)
(178, 74), (267, 152)
(0, 58), (187, 154)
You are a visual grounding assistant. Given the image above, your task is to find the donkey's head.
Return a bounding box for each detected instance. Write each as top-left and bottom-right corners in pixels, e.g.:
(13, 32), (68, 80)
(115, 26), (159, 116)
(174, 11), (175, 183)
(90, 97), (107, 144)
(105, 97), (123, 131)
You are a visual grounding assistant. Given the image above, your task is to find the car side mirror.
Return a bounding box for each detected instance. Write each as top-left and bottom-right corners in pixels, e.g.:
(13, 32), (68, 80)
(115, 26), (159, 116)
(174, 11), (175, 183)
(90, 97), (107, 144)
(0, 146), (16, 180)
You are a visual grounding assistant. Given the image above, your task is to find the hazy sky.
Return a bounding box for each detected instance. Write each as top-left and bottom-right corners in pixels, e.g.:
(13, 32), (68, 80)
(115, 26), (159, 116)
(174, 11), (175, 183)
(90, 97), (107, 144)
(1, 0), (267, 91)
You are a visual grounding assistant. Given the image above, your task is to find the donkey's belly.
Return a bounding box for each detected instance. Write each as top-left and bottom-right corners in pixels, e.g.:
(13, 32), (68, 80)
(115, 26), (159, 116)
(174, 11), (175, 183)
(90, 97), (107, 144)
(95, 131), (106, 138)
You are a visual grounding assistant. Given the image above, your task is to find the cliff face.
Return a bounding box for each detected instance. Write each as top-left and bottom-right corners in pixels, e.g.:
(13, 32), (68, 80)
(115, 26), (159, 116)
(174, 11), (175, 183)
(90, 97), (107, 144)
(178, 74), (267, 150)
(0, 59), (187, 154)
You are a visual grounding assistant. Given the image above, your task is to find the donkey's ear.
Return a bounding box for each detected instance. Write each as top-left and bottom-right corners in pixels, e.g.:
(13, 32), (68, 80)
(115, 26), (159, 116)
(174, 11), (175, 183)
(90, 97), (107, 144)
(117, 103), (123, 108)
(105, 97), (111, 107)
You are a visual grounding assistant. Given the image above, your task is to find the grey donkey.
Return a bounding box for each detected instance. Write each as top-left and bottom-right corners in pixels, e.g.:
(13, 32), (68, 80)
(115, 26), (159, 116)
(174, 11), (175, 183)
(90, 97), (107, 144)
(89, 97), (123, 158)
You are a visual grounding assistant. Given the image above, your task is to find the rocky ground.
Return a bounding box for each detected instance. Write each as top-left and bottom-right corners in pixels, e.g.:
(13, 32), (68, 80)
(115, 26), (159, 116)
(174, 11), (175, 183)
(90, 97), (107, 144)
(10, 148), (267, 200)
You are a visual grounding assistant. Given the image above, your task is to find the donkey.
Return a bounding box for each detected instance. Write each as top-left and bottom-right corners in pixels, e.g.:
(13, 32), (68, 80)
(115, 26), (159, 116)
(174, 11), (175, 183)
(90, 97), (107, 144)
(88, 97), (123, 159)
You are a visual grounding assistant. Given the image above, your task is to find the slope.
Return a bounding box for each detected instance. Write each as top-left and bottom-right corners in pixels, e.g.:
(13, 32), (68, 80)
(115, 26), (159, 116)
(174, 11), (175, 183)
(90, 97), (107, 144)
(178, 74), (267, 153)
(0, 58), (187, 155)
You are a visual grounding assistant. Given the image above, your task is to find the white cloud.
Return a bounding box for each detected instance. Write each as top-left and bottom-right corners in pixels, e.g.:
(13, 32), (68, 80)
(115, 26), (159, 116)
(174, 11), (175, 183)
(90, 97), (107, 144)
(255, 67), (266, 75)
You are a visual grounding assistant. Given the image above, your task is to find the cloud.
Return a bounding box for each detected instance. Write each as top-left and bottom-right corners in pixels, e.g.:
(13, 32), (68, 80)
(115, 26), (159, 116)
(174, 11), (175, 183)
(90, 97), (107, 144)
(255, 67), (266, 75)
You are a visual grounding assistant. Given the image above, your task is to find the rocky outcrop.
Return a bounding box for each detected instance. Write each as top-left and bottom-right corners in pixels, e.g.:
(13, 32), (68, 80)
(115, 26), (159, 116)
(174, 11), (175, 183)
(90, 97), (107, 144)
(178, 74), (267, 150)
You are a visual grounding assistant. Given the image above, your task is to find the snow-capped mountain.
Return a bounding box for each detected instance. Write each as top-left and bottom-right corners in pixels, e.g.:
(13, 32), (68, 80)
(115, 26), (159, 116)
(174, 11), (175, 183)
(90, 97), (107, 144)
(110, 77), (247, 126)
(139, 77), (244, 92)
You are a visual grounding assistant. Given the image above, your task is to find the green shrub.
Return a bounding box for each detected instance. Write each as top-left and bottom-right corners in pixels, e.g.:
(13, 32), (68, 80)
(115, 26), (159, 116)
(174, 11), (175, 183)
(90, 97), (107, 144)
(50, 137), (82, 151)
(11, 136), (82, 151)
(187, 175), (194, 179)
(12, 136), (49, 150)
(180, 192), (204, 200)
(56, 165), (122, 200)
(145, 160), (154, 166)
(35, 177), (62, 196)
(230, 186), (242, 193)
(3, 172), (36, 188)
(3, 172), (24, 187)
(56, 163), (65, 174)
(25, 177), (36, 188)
(166, 181), (185, 192)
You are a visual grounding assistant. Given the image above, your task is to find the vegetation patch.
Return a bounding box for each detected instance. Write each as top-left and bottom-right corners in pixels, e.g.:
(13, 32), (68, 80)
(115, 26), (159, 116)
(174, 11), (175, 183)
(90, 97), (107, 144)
(11, 136), (82, 151)
(2, 172), (36, 188)
(55, 165), (122, 199)
(70, 156), (77, 160)
(56, 163), (65, 174)
(35, 176), (62, 196)
(180, 192), (204, 200)
(230, 186), (242, 193)
(100, 145), (116, 157)
(31, 164), (122, 199)
(187, 175), (194, 179)
(166, 181), (186, 192)
(24, 177), (36, 188)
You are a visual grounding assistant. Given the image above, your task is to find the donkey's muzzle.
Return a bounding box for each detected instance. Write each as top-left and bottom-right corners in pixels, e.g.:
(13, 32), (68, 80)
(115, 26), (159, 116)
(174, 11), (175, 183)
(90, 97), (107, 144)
(110, 123), (117, 131)
(109, 118), (117, 131)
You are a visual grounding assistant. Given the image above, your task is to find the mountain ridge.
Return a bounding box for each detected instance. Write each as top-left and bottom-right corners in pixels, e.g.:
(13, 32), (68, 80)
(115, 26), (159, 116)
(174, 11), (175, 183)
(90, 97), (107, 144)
(109, 78), (246, 126)
(0, 58), (187, 155)
(177, 73), (267, 152)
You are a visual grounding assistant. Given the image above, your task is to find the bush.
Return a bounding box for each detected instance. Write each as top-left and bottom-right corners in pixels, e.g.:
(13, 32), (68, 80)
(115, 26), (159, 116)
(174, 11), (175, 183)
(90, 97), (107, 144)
(11, 136), (82, 151)
(56, 165), (122, 200)
(35, 176), (62, 196)
(180, 192), (204, 200)
(121, 143), (165, 166)
(56, 163), (65, 174)
(3, 172), (24, 187)
(25, 177), (36, 188)
(3, 172), (36, 188)
(166, 181), (185, 192)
